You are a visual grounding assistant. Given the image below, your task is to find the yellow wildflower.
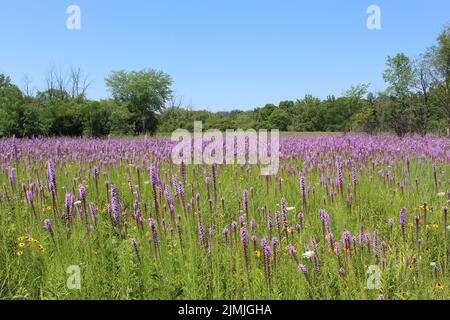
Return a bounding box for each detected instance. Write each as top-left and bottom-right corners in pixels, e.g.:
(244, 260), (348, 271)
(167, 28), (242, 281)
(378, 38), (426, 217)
(435, 283), (444, 290)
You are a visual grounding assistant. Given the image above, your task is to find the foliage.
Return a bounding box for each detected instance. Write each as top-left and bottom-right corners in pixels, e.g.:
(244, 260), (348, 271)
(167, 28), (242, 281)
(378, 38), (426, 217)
(105, 69), (173, 135)
(0, 26), (448, 138)
(0, 135), (448, 299)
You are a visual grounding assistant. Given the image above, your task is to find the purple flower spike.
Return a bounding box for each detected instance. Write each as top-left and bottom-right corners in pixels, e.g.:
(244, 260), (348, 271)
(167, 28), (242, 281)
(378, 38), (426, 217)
(400, 208), (406, 240)
(241, 227), (248, 247)
(223, 227), (229, 242)
(243, 189), (249, 215)
(44, 218), (52, 233)
(79, 184), (86, 202)
(298, 263), (311, 285)
(288, 244), (299, 264)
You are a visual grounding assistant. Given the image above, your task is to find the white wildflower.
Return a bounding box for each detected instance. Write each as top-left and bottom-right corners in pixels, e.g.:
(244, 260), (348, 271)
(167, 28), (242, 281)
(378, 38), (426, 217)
(302, 250), (315, 259)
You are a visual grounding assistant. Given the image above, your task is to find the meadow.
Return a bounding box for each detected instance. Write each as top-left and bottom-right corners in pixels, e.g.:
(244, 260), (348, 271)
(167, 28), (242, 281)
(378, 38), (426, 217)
(0, 134), (448, 300)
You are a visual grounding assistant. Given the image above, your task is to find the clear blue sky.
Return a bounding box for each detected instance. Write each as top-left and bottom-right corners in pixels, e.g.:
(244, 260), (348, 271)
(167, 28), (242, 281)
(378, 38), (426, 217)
(0, 0), (448, 111)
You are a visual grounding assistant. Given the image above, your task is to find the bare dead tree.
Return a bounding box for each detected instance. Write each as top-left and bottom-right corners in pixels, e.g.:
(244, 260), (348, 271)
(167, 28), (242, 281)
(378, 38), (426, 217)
(55, 67), (67, 94)
(44, 66), (68, 100)
(43, 65), (91, 100)
(22, 73), (35, 97)
(69, 66), (92, 99)
(45, 67), (56, 96)
(168, 94), (184, 109)
(412, 54), (433, 135)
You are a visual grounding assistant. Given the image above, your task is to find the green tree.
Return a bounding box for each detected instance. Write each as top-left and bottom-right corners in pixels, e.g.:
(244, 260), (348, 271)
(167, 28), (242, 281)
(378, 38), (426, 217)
(21, 102), (52, 137)
(0, 74), (24, 137)
(108, 101), (134, 136)
(105, 69), (173, 135)
(79, 100), (111, 137)
(268, 108), (289, 131)
(431, 26), (450, 133)
(382, 53), (413, 136)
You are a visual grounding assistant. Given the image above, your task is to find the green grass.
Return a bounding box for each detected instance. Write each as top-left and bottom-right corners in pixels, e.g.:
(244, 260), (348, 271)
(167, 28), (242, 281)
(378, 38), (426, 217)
(0, 142), (448, 300)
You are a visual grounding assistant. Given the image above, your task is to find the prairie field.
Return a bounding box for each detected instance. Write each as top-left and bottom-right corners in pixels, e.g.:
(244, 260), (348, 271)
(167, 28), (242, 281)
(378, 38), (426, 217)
(0, 134), (449, 300)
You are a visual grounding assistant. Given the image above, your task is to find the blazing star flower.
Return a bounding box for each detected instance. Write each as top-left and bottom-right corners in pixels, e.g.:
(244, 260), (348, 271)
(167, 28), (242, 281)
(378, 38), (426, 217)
(251, 235), (257, 250)
(271, 237), (278, 249)
(26, 190), (33, 204)
(443, 207), (448, 228)
(79, 184), (86, 202)
(288, 244), (299, 264)
(373, 229), (379, 259)
(298, 212), (304, 224)
(239, 215), (245, 227)
(342, 230), (351, 252)
(298, 263), (311, 285)
(338, 267), (346, 279)
(89, 204), (97, 225)
(243, 189), (248, 215)
(336, 157), (343, 191)
(131, 239), (139, 252)
(356, 225), (363, 247)
(199, 223), (206, 247)
(47, 160), (56, 189)
(275, 211), (281, 231)
(44, 218), (54, 242)
(149, 165), (158, 186)
(310, 235), (317, 253)
(299, 175), (307, 209)
(262, 242), (270, 258)
(335, 241), (341, 256)
(388, 218), (394, 230)
(327, 232), (335, 251)
(223, 227), (229, 241)
(351, 165), (358, 188)
(280, 198), (289, 229)
(400, 208), (406, 240)
(250, 219), (256, 232)
(320, 209), (330, 234)
(241, 227), (248, 248)
(110, 185), (120, 224)
(149, 218), (158, 245)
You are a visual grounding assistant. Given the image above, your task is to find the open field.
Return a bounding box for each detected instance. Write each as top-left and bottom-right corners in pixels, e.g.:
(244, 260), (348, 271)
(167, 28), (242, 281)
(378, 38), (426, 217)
(0, 135), (449, 300)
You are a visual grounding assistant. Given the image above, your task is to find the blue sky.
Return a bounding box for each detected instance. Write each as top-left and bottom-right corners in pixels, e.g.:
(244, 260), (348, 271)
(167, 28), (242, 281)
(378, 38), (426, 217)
(0, 0), (448, 111)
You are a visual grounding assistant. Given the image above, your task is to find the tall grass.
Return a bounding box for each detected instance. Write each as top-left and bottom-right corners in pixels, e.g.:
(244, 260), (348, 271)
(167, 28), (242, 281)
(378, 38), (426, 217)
(0, 135), (448, 300)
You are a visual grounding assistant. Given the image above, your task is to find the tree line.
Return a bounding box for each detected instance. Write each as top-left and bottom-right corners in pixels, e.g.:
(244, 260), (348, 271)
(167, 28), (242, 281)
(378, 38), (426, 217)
(0, 25), (448, 138)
